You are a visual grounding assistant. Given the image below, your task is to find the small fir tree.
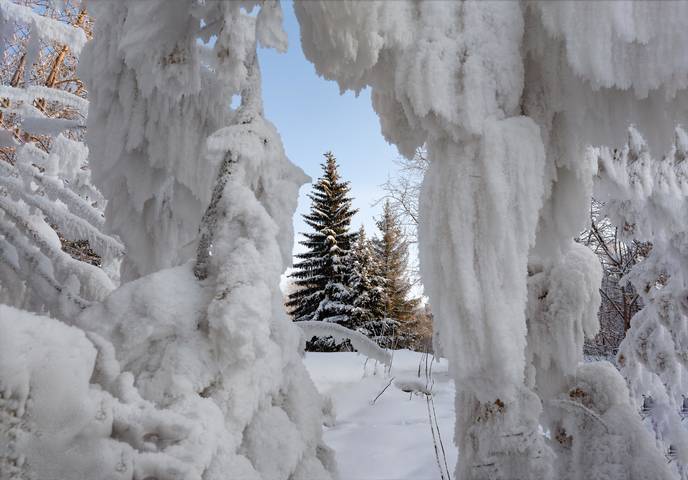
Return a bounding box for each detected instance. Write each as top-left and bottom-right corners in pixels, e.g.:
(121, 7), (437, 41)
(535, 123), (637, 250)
(345, 226), (396, 346)
(286, 152), (358, 350)
(372, 200), (420, 347)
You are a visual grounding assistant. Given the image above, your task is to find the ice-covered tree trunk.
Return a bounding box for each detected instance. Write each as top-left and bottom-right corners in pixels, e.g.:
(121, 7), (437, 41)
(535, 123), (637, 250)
(295, 1), (688, 478)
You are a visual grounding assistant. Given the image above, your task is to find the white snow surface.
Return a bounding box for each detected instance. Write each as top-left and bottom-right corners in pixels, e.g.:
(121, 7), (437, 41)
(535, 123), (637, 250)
(304, 350), (457, 480)
(0, 304), (211, 480)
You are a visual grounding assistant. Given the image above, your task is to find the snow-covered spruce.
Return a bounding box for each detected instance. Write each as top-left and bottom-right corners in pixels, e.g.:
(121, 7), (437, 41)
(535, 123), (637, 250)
(344, 226), (395, 347)
(287, 152), (358, 350)
(295, 1), (687, 478)
(371, 200), (419, 348)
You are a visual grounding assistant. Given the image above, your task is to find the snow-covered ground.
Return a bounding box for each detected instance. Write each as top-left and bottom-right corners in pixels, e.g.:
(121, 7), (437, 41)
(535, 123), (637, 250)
(304, 350), (457, 480)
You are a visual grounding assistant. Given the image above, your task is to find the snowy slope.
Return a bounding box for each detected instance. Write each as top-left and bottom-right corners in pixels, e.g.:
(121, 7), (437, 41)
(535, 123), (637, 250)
(305, 351), (457, 480)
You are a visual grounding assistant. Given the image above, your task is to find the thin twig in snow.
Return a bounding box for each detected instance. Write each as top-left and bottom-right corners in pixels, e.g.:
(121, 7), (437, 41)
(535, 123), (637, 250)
(370, 377), (395, 405)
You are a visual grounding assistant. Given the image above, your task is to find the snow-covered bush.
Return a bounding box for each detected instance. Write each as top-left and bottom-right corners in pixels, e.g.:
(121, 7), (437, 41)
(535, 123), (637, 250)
(295, 1), (688, 478)
(0, 0), (121, 318)
(0, 303), (216, 480)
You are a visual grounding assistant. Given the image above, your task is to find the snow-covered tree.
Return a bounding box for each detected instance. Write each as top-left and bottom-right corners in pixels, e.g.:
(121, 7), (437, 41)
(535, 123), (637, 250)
(0, 0), (121, 318)
(287, 151), (357, 349)
(372, 200), (419, 347)
(295, 1), (687, 478)
(3, 2), (688, 479)
(345, 225), (393, 346)
(381, 146), (426, 239)
(1, 2), (336, 479)
(594, 127), (688, 478)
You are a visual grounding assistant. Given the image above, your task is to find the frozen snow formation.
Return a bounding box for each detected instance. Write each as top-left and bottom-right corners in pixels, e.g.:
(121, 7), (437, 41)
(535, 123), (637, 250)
(0, 304), (216, 480)
(0, 0), (121, 318)
(594, 126), (688, 478)
(296, 1), (687, 478)
(1, 1), (335, 479)
(82, 0), (290, 281)
(297, 320), (392, 367)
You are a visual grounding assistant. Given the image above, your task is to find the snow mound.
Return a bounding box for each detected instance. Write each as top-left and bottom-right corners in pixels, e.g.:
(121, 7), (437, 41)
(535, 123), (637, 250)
(0, 304), (212, 480)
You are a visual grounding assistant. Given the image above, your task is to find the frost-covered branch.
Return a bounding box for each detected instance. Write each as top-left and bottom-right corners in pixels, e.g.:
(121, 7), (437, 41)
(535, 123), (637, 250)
(0, 84), (88, 116)
(0, 194), (113, 301)
(0, 0), (87, 54)
(194, 150), (234, 281)
(0, 225), (91, 312)
(0, 1), (114, 316)
(297, 320), (392, 366)
(0, 169), (122, 258)
(594, 126), (688, 475)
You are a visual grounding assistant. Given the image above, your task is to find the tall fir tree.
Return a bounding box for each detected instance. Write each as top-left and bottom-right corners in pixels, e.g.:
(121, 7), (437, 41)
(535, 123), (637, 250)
(287, 152), (358, 350)
(345, 226), (396, 346)
(372, 200), (420, 347)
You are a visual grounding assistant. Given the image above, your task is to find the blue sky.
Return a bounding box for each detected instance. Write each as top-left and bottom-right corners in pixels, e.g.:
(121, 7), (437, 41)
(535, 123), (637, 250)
(257, 2), (401, 256)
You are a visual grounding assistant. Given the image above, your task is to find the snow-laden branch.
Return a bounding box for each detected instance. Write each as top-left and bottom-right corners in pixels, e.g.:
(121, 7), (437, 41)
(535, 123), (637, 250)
(14, 161), (104, 229)
(0, 225), (91, 311)
(0, 196), (114, 302)
(593, 126), (688, 468)
(0, 164), (123, 260)
(297, 320), (392, 366)
(547, 398), (609, 432)
(0, 0), (87, 54)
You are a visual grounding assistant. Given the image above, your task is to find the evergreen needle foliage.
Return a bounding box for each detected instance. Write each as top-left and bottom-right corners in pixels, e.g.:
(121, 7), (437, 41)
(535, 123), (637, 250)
(287, 152), (358, 350)
(345, 226), (396, 346)
(373, 200), (420, 347)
